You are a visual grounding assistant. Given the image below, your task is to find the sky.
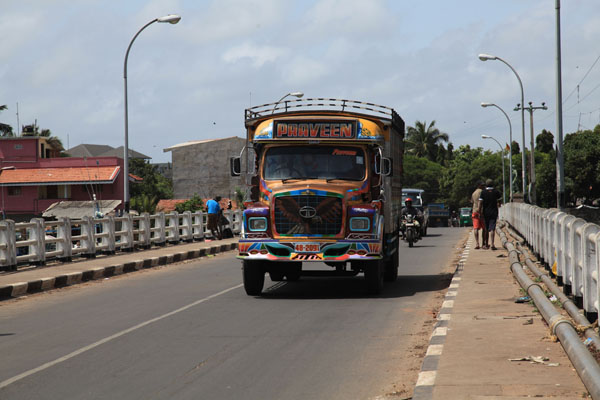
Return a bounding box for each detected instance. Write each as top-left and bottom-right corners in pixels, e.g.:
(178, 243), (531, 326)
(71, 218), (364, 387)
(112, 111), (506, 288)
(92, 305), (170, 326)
(1, 0), (600, 163)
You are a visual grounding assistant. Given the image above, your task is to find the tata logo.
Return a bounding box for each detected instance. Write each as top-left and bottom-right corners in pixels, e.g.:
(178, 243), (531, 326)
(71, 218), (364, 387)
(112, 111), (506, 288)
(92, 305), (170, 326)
(299, 206), (317, 219)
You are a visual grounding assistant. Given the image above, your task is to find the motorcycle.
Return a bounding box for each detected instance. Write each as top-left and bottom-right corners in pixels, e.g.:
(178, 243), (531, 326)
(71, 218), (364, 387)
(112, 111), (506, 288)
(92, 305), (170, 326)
(401, 214), (420, 247)
(451, 214), (459, 227)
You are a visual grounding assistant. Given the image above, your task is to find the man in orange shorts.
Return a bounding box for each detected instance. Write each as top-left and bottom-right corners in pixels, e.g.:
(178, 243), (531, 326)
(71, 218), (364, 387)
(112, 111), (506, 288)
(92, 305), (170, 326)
(471, 181), (486, 249)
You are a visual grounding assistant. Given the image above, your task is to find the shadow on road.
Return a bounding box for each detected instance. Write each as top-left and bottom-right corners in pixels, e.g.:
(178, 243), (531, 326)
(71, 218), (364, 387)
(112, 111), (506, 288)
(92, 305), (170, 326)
(259, 272), (453, 300)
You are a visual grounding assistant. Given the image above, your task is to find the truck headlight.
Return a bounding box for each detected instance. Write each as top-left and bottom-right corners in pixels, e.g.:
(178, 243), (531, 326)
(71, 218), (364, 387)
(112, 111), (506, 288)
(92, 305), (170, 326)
(349, 217), (370, 231)
(248, 217), (267, 231)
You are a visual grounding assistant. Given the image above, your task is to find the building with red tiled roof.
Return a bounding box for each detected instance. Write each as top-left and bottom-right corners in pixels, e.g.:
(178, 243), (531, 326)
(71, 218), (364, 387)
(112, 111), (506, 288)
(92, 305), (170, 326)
(0, 137), (130, 221)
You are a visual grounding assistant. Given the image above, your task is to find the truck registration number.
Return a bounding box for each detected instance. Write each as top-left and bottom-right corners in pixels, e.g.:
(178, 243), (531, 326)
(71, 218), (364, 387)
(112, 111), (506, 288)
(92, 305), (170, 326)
(294, 243), (320, 253)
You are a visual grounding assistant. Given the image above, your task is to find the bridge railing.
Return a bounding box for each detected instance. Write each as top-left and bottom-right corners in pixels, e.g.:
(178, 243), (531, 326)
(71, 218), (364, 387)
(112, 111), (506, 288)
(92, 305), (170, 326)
(0, 210), (242, 270)
(501, 203), (599, 319)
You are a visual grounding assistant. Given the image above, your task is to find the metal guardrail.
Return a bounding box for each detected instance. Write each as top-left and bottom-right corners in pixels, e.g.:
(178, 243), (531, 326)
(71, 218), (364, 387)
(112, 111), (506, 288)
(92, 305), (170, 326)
(501, 203), (599, 320)
(0, 210), (242, 270)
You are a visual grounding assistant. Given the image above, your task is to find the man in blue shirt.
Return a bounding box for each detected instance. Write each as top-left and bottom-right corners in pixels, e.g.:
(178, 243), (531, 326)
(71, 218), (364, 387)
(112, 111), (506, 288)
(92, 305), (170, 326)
(206, 196), (222, 240)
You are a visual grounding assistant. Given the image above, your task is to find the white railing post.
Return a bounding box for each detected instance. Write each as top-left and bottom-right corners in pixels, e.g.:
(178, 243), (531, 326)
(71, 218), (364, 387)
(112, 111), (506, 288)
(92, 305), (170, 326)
(156, 212), (166, 245)
(582, 225), (600, 316)
(123, 213), (134, 251)
(106, 216), (116, 253)
(140, 213), (151, 248)
(166, 212), (180, 243)
(233, 209), (243, 233)
(192, 211), (204, 240)
(29, 218), (46, 265)
(0, 219), (17, 269)
(57, 217), (73, 261)
(181, 211), (193, 242)
(80, 216), (96, 257)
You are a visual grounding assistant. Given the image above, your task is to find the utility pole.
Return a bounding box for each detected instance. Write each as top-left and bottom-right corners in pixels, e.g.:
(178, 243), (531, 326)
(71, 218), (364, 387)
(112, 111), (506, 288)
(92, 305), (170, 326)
(514, 102), (547, 205)
(555, 0), (565, 209)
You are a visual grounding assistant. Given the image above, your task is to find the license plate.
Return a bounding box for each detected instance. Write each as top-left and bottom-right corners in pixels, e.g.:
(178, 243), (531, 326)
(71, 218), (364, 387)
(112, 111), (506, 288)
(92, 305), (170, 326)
(294, 243), (320, 253)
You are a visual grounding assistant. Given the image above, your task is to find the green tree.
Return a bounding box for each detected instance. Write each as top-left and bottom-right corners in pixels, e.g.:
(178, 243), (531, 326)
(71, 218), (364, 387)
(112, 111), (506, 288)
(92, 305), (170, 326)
(535, 151), (556, 208)
(405, 120), (449, 162)
(129, 159), (173, 213)
(511, 140), (520, 156)
(175, 194), (204, 213)
(130, 193), (157, 214)
(234, 187), (246, 209)
(402, 155), (445, 201)
(0, 105), (13, 137)
(563, 125), (600, 202)
(440, 145), (504, 209)
(536, 129), (554, 153)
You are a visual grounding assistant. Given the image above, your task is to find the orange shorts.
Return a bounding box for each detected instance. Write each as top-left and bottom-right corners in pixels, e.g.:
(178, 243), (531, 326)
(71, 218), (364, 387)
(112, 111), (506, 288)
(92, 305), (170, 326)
(472, 212), (484, 229)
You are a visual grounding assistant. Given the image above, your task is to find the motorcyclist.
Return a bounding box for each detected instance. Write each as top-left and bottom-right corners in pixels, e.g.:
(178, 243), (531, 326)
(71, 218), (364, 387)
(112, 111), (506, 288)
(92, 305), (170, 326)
(400, 198), (423, 238)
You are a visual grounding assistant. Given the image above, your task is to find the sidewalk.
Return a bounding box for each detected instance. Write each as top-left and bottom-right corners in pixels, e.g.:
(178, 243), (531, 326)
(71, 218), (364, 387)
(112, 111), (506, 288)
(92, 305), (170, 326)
(413, 227), (590, 399)
(0, 238), (238, 299)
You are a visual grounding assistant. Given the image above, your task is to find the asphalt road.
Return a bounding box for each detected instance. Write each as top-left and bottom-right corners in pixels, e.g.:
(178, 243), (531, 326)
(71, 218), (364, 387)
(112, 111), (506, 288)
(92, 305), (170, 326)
(0, 227), (467, 400)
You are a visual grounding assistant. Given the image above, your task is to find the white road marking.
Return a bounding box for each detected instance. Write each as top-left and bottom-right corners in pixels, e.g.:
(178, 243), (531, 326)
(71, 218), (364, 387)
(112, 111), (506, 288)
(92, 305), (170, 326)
(0, 284), (243, 389)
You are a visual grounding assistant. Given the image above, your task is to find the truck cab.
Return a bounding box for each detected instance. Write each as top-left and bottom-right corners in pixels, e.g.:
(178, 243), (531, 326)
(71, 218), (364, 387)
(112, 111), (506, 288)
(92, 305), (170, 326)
(231, 98), (405, 296)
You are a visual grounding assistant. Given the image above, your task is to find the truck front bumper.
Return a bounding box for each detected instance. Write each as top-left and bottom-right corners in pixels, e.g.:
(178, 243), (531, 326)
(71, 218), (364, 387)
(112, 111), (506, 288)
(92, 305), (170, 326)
(237, 239), (383, 262)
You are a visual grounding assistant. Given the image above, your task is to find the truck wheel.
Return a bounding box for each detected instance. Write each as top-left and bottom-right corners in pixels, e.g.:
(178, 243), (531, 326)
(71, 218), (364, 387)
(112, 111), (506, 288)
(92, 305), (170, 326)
(364, 259), (384, 295)
(285, 262), (302, 281)
(243, 260), (265, 296)
(384, 248), (399, 282)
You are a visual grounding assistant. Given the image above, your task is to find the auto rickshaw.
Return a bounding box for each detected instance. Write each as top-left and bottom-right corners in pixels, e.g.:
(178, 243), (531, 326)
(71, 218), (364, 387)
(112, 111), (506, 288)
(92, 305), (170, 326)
(459, 207), (472, 227)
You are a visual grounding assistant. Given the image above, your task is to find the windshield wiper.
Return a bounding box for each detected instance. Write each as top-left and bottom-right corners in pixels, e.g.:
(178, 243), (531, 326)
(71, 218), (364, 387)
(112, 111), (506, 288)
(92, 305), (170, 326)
(281, 178), (301, 183)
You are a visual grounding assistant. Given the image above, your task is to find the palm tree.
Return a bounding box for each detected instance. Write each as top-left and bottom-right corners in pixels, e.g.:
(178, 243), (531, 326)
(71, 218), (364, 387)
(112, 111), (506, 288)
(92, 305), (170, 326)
(405, 120), (449, 162)
(0, 105), (14, 137)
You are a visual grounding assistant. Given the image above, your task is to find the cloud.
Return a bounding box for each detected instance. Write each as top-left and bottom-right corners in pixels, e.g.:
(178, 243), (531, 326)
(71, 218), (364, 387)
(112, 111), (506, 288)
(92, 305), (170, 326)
(222, 42), (288, 68)
(300, 0), (389, 37)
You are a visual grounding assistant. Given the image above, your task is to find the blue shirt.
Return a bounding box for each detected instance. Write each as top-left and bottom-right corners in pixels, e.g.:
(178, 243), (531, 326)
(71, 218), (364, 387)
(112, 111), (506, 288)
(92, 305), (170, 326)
(206, 199), (220, 214)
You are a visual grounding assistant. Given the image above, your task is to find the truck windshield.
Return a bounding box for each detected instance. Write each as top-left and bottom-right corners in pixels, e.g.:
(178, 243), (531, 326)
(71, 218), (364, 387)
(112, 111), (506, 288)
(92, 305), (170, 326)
(264, 145), (365, 181)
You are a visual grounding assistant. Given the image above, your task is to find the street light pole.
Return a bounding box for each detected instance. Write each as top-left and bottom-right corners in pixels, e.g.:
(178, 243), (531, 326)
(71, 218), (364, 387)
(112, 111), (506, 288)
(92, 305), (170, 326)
(123, 14), (181, 213)
(479, 54), (527, 202)
(482, 135), (506, 204)
(514, 101), (547, 205)
(555, 0), (566, 209)
(481, 102), (513, 202)
(271, 92), (304, 114)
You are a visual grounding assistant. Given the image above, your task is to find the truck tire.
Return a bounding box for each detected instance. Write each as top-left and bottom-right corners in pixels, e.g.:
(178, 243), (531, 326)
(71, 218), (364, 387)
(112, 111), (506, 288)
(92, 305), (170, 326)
(243, 260), (265, 296)
(384, 247), (399, 282)
(364, 259), (384, 295)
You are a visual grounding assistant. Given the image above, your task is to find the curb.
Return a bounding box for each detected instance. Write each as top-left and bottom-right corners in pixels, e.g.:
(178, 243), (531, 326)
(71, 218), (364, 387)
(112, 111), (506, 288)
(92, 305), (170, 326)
(412, 236), (471, 400)
(0, 242), (238, 301)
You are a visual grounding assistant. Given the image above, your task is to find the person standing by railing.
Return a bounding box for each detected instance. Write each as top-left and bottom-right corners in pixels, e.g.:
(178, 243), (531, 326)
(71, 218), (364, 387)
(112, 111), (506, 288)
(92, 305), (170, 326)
(206, 196), (222, 240)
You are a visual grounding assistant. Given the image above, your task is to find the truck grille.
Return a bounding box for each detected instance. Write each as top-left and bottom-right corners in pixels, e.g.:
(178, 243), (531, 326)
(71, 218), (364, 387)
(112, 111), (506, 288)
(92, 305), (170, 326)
(274, 195), (342, 235)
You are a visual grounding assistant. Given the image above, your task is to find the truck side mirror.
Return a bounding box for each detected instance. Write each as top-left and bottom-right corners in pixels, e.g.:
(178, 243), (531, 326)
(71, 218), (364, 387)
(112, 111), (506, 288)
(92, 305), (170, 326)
(375, 156), (392, 176)
(230, 157), (241, 176)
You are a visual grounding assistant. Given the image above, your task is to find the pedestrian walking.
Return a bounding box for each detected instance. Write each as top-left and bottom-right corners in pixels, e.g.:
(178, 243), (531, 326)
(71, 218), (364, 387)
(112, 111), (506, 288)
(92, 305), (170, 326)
(479, 179), (502, 250)
(206, 196), (222, 240)
(471, 181), (485, 249)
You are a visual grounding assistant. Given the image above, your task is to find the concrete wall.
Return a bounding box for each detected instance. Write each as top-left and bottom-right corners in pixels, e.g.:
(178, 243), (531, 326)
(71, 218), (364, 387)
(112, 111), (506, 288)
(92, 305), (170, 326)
(170, 137), (247, 200)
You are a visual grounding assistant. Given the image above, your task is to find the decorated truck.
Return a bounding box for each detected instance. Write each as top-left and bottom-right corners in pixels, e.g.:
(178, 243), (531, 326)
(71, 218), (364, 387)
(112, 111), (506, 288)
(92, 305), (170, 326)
(231, 98), (405, 295)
